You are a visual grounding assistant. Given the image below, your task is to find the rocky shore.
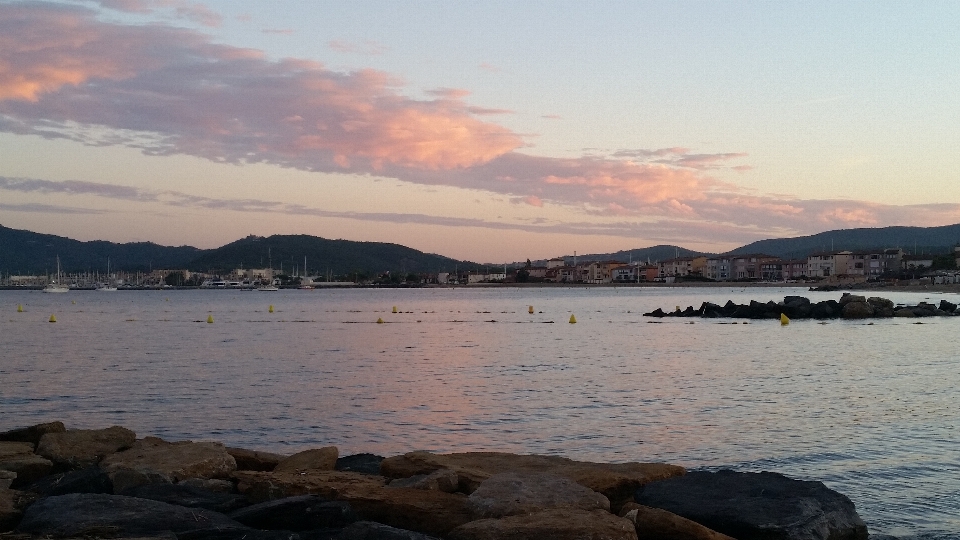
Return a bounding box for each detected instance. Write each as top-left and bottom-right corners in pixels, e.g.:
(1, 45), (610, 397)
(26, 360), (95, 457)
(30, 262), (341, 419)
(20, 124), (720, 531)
(0, 422), (870, 540)
(644, 293), (959, 320)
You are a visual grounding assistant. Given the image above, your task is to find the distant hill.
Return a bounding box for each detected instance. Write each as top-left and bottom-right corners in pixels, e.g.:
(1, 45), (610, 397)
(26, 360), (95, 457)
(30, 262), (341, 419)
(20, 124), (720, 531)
(531, 245), (703, 266)
(186, 234), (470, 275)
(0, 224), (202, 274)
(727, 224), (960, 259)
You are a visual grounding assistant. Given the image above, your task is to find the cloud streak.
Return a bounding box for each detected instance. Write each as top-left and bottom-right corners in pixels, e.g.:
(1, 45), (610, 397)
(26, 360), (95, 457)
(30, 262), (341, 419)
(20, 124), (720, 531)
(1, 2), (958, 247)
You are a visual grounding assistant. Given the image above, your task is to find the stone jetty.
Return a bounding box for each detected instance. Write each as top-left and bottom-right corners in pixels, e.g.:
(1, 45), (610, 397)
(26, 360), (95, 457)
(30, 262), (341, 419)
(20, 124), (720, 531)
(644, 293), (960, 320)
(0, 421), (869, 540)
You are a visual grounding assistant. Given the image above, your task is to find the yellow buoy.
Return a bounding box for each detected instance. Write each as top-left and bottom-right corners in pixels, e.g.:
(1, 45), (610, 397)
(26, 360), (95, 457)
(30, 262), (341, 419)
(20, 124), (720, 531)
(780, 313), (790, 326)
(376, 317), (384, 324)
(207, 314), (214, 324)
(269, 305), (274, 313)
(17, 304), (23, 313)
(49, 314), (57, 323)
(71, 300), (76, 305)
(569, 314), (577, 324)
(392, 306), (398, 313)
(528, 305), (534, 314)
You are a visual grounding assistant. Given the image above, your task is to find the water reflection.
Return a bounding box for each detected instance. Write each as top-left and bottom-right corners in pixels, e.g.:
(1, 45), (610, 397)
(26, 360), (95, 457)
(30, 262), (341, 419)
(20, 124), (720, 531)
(2, 287), (960, 537)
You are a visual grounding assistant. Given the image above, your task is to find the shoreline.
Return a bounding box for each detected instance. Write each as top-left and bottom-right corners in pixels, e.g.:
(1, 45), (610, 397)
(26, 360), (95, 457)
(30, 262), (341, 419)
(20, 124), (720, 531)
(1, 422), (871, 540)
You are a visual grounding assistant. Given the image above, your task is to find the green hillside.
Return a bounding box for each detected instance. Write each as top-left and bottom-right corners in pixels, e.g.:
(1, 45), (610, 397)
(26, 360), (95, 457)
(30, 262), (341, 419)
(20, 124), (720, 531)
(0, 224), (201, 274)
(186, 234), (469, 275)
(728, 224), (960, 259)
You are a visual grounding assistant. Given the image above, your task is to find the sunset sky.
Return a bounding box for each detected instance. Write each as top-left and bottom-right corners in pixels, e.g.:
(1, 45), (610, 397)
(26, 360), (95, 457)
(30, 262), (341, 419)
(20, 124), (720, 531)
(2, 1), (960, 262)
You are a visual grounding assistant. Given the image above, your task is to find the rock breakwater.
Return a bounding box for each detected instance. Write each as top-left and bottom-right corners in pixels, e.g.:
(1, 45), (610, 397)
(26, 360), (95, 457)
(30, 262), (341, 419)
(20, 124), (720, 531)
(1, 422), (869, 540)
(644, 293), (960, 320)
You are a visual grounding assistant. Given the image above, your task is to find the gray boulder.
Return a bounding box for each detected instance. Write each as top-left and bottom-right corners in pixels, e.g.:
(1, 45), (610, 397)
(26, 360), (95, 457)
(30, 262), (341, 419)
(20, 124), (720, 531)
(388, 468), (458, 492)
(36, 426), (136, 470)
(228, 494), (355, 530)
(635, 470), (868, 540)
(120, 482), (249, 513)
(339, 520), (442, 540)
(16, 493), (243, 536)
(26, 465), (113, 496)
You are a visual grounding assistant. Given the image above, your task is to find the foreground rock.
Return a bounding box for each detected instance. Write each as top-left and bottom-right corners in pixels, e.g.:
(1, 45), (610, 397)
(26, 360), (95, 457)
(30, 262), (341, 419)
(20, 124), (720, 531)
(227, 447), (288, 472)
(100, 436), (237, 491)
(233, 469), (472, 536)
(0, 442), (53, 488)
(645, 293), (959, 320)
(635, 470), (868, 540)
(339, 520), (441, 540)
(35, 426), (136, 470)
(466, 471), (610, 518)
(228, 495), (354, 530)
(0, 488), (36, 531)
(119, 482), (249, 513)
(448, 507), (638, 540)
(273, 446), (339, 473)
(380, 451), (684, 510)
(619, 502), (736, 540)
(0, 422), (66, 447)
(15, 493), (243, 536)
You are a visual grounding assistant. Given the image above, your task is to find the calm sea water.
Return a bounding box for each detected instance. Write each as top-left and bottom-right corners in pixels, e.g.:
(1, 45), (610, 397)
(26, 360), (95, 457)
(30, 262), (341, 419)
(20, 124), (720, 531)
(2, 286), (959, 539)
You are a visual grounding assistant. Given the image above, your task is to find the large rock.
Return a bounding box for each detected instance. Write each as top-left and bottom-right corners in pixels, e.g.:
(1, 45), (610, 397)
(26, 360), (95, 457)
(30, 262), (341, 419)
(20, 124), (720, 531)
(619, 502), (736, 540)
(0, 442), (53, 488)
(337, 453), (386, 475)
(339, 520), (442, 540)
(120, 482), (249, 513)
(388, 468), (458, 492)
(841, 301), (874, 319)
(233, 470), (471, 536)
(1, 488), (36, 532)
(0, 422), (66, 446)
(233, 469), (388, 503)
(635, 470), (868, 540)
(100, 436), (237, 492)
(273, 446), (339, 473)
(36, 426), (136, 470)
(26, 465), (113, 496)
(447, 508), (638, 540)
(15, 493), (244, 537)
(226, 447), (288, 472)
(467, 471), (610, 518)
(380, 451), (684, 510)
(228, 495), (354, 530)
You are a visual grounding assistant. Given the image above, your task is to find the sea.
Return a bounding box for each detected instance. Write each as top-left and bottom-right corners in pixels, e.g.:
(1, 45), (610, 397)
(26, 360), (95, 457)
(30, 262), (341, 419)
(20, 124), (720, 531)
(1, 286), (958, 539)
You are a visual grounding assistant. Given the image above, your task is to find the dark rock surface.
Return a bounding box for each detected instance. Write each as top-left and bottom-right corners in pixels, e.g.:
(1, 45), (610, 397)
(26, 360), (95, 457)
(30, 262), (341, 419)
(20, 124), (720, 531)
(336, 453), (385, 475)
(26, 465), (113, 497)
(635, 470), (868, 540)
(0, 422), (66, 447)
(644, 294), (959, 321)
(15, 493), (244, 536)
(338, 520), (442, 540)
(120, 482), (250, 513)
(228, 495), (355, 531)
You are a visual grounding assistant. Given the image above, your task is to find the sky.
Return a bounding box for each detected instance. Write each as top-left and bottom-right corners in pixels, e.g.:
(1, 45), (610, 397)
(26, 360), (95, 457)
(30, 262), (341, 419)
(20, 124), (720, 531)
(2, 0), (960, 262)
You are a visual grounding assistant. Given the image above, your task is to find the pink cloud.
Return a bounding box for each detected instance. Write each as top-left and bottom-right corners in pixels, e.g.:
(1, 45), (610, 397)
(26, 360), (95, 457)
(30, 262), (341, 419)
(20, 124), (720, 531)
(96, 0), (222, 26)
(479, 62), (502, 73)
(2, 3), (958, 248)
(328, 40), (390, 56)
(262, 28), (295, 35)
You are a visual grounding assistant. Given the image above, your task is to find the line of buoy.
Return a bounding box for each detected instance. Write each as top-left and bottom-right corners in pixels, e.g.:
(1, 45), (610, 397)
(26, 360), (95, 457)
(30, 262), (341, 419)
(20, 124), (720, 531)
(376, 317), (384, 324)
(528, 305), (534, 314)
(207, 314), (214, 324)
(392, 306), (398, 313)
(269, 305), (274, 313)
(48, 314), (56, 323)
(569, 314), (577, 324)
(780, 313), (790, 326)
(17, 304), (23, 313)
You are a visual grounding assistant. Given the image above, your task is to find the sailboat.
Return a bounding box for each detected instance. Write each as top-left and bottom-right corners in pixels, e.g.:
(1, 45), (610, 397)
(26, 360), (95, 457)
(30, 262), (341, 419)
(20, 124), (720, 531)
(43, 256), (70, 293)
(96, 257), (118, 291)
(257, 248), (279, 291)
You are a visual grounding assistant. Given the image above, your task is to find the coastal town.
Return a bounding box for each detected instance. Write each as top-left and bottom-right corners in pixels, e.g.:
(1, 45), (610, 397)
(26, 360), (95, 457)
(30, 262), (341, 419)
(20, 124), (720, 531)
(4, 246), (960, 289)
